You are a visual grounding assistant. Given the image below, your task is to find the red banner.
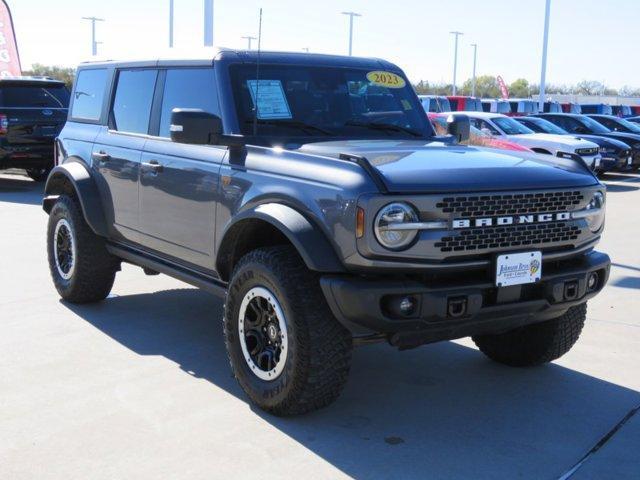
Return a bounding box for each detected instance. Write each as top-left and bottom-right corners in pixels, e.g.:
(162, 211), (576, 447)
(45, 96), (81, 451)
(496, 75), (509, 99)
(0, 1), (21, 77)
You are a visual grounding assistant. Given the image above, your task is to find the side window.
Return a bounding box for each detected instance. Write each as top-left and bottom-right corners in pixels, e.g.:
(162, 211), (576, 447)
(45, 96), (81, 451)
(159, 68), (219, 138)
(599, 118), (616, 130)
(111, 69), (157, 134)
(70, 69), (108, 121)
(479, 120), (500, 135)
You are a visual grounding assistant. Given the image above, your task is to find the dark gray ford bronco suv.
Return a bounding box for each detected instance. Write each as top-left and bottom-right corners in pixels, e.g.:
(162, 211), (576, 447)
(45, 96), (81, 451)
(44, 50), (610, 415)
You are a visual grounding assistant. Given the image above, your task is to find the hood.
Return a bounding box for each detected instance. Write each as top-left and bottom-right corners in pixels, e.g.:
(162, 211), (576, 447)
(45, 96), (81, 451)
(597, 131), (640, 147)
(509, 133), (596, 149)
(297, 140), (598, 193)
(572, 134), (630, 150)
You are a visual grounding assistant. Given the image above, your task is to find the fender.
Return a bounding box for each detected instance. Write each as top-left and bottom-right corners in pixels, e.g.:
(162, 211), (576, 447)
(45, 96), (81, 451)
(42, 162), (109, 237)
(216, 203), (345, 278)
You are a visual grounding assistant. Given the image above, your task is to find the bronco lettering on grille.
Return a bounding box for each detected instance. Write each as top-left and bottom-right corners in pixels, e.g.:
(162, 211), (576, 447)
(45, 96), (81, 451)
(453, 212), (571, 229)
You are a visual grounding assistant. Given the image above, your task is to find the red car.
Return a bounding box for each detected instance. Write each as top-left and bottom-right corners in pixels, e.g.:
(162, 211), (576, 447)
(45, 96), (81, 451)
(428, 113), (532, 152)
(447, 95), (483, 112)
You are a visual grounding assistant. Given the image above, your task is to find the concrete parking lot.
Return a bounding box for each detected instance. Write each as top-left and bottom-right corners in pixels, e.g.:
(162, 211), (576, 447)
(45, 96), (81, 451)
(1, 169), (639, 480)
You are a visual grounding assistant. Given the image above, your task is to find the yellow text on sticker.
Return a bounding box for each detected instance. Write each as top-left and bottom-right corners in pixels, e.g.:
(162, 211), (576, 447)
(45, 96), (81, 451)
(366, 71), (406, 89)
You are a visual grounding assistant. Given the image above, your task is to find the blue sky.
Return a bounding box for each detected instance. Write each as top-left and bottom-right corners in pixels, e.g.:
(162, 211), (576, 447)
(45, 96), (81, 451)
(9, 0), (640, 88)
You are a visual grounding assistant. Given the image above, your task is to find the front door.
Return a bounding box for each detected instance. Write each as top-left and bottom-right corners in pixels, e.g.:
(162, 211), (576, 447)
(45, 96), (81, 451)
(137, 67), (225, 271)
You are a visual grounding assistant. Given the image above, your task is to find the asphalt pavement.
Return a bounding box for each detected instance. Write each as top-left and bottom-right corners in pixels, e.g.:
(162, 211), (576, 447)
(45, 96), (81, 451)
(1, 169), (638, 480)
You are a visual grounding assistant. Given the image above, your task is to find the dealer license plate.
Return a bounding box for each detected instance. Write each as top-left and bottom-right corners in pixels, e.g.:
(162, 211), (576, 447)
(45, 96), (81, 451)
(496, 251), (542, 287)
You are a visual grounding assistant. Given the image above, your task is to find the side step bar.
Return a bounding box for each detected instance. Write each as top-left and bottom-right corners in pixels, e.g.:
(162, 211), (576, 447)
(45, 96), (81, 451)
(106, 243), (227, 298)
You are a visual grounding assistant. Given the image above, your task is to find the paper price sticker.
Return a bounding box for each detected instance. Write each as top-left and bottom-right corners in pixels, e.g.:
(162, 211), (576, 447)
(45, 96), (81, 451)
(366, 71), (406, 89)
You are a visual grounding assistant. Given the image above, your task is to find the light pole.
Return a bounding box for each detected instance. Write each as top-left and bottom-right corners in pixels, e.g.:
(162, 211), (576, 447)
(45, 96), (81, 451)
(539, 0), (551, 111)
(241, 35), (257, 49)
(450, 31), (463, 95)
(204, 0), (214, 46)
(81, 16), (105, 56)
(341, 11), (361, 56)
(470, 43), (478, 97)
(169, 0), (174, 47)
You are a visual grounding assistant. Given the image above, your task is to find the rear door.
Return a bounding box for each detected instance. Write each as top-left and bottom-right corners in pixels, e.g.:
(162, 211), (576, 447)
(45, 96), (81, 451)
(138, 67), (225, 270)
(0, 81), (69, 146)
(92, 68), (158, 243)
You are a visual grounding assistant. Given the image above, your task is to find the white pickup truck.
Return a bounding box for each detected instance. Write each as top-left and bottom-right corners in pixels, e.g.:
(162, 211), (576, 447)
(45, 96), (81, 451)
(464, 112), (602, 169)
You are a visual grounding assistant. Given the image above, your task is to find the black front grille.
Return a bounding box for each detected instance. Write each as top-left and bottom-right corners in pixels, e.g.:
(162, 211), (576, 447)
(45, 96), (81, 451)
(435, 222), (581, 252)
(436, 191), (584, 218)
(576, 147), (598, 155)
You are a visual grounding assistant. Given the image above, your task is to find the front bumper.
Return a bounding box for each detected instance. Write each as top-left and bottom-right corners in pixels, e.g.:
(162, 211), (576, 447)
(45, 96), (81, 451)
(321, 251), (610, 348)
(599, 155), (626, 172)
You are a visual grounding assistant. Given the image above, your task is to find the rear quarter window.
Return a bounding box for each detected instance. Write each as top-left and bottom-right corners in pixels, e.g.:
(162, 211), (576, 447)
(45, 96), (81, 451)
(71, 68), (108, 122)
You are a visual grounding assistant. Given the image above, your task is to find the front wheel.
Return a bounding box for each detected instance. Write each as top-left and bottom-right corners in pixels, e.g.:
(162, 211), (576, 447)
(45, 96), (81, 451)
(472, 304), (587, 367)
(223, 246), (353, 416)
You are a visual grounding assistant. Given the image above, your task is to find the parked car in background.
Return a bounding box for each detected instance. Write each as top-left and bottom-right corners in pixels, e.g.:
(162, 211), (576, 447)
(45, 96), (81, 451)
(611, 105), (633, 118)
(561, 102), (582, 114)
(587, 114), (640, 134)
(418, 95), (451, 113)
(580, 104), (613, 115)
(0, 77), (69, 181)
(428, 112), (531, 152)
(463, 112), (601, 169)
(515, 116), (629, 173)
(535, 113), (640, 170)
(542, 100), (562, 113)
(447, 95), (483, 112)
(631, 106), (640, 115)
(481, 99), (511, 114)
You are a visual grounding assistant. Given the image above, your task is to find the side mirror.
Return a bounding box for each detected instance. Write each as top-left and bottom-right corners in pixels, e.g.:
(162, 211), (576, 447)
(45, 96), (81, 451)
(447, 114), (471, 143)
(170, 108), (222, 145)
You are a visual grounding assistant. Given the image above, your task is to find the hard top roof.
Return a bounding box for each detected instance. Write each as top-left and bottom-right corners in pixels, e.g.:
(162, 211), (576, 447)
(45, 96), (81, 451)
(78, 48), (400, 71)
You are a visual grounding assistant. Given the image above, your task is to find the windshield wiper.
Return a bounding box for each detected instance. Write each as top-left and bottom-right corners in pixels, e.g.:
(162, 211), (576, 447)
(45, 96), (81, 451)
(244, 119), (333, 135)
(344, 120), (423, 137)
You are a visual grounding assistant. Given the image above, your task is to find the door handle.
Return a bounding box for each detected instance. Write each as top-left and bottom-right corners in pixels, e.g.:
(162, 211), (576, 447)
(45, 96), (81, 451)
(92, 151), (111, 162)
(142, 160), (164, 173)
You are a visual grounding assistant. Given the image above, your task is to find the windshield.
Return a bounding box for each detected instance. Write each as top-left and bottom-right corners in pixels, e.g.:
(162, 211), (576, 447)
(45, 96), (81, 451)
(614, 117), (640, 133)
(580, 115), (612, 133)
(493, 116), (534, 135)
(230, 64), (432, 140)
(0, 83), (70, 108)
(531, 118), (567, 134)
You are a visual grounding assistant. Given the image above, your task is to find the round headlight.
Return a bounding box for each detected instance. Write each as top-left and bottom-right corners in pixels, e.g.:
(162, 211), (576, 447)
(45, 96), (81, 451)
(374, 202), (419, 250)
(585, 191), (605, 232)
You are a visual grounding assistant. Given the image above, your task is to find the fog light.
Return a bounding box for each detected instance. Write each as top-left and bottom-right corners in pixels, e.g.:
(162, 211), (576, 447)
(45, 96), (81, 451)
(382, 294), (419, 318)
(587, 272), (599, 291)
(399, 297), (415, 315)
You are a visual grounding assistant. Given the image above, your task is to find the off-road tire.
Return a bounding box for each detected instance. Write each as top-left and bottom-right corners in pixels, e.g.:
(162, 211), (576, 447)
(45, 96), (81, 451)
(472, 304), (587, 367)
(26, 166), (52, 182)
(223, 246), (353, 416)
(47, 195), (119, 303)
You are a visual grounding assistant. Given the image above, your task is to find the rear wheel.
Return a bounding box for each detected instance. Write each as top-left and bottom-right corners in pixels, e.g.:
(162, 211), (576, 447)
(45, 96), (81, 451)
(223, 246), (353, 416)
(47, 195), (119, 303)
(26, 166), (52, 182)
(472, 304), (587, 367)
